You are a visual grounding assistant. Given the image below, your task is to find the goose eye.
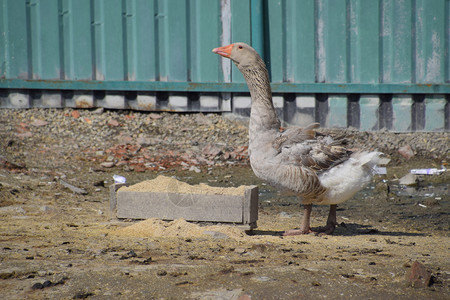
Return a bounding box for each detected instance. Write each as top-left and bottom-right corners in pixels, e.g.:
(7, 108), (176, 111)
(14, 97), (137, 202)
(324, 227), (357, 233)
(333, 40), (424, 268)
(238, 45), (243, 49)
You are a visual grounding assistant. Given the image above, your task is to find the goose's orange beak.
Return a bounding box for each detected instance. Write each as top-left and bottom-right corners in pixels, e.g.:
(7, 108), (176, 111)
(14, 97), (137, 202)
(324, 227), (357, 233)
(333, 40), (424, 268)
(212, 44), (234, 58)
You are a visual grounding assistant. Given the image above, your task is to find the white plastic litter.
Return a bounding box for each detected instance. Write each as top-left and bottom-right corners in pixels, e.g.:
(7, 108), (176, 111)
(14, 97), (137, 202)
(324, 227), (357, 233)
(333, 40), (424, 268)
(373, 166), (387, 175)
(410, 168), (446, 175)
(113, 175), (126, 184)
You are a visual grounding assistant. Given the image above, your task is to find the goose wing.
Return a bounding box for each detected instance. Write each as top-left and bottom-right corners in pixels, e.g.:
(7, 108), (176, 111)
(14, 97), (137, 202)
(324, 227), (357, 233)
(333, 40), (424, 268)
(274, 123), (351, 173)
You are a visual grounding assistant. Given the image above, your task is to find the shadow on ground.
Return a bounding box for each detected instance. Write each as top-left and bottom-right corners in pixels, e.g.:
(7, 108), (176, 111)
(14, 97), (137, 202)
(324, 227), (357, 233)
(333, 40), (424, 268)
(247, 223), (427, 237)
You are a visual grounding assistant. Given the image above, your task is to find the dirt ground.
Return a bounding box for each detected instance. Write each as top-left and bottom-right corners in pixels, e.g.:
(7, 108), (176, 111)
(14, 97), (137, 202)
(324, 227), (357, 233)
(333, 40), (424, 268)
(0, 108), (449, 299)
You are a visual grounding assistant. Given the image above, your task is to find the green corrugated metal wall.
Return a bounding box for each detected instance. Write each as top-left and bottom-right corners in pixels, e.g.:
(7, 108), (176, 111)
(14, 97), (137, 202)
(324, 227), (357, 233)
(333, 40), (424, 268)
(265, 0), (449, 86)
(0, 0), (449, 131)
(0, 0), (224, 82)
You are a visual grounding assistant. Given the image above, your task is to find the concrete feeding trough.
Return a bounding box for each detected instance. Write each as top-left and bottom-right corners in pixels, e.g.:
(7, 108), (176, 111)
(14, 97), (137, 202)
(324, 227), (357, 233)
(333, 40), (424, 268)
(110, 176), (258, 230)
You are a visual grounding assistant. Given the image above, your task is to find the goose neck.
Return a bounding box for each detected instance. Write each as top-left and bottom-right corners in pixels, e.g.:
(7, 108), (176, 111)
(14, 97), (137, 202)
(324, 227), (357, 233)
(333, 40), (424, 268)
(239, 64), (280, 132)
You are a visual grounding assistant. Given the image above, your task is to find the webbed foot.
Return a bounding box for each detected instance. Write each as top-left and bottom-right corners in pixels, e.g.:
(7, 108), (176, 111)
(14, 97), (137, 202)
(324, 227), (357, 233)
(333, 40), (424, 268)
(282, 228), (312, 236)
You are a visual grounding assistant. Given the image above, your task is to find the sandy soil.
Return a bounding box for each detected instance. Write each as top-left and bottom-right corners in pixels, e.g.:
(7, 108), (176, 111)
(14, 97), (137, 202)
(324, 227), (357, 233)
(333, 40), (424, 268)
(1, 163), (448, 299)
(0, 109), (449, 299)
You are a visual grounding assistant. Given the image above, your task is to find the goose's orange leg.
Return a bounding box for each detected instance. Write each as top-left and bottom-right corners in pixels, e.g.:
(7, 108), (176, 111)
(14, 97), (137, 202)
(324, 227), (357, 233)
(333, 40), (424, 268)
(283, 204), (313, 236)
(316, 205), (338, 235)
(283, 204), (338, 236)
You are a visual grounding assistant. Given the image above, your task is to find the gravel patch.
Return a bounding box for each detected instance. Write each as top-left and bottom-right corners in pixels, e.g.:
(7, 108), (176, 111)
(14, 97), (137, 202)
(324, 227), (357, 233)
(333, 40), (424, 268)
(0, 108), (448, 174)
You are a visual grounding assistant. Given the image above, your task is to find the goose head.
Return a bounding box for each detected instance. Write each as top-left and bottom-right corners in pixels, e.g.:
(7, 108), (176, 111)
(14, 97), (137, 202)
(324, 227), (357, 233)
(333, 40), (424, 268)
(212, 43), (262, 68)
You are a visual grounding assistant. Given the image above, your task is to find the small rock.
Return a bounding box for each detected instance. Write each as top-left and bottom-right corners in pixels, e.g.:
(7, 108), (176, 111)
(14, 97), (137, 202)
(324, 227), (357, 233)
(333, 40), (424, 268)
(73, 291), (94, 299)
(148, 113), (162, 119)
(202, 143), (222, 157)
(175, 280), (193, 286)
(406, 261), (432, 288)
(16, 123), (28, 132)
(60, 180), (88, 195)
(0, 269), (17, 280)
(92, 107), (104, 114)
(120, 250), (137, 260)
(127, 250), (137, 257)
(42, 280), (52, 288)
(189, 165), (201, 173)
(71, 110), (80, 119)
(31, 280), (53, 290)
(100, 162), (115, 168)
(117, 134), (133, 144)
(234, 248), (246, 254)
(108, 119), (120, 127)
(399, 173), (418, 186)
(32, 282), (44, 290)
(398, 145), (414, 160)
(140, 257), (152, 264)
(136, 137), (154, 147)
(254, 276), (273, 282)
(157, 270), (167, 276)
(377, 157), (391, 166)
(31, 119), (48, 127)
(16, 132), (32, 138)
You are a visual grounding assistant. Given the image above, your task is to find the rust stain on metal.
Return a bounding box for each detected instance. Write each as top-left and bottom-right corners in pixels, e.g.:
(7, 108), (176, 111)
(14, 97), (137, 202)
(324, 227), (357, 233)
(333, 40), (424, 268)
(75, 99), (93, 108)
(186, 82), (202, 91)
(138, 103), (155, 111)
(416, 83), (435, 88)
